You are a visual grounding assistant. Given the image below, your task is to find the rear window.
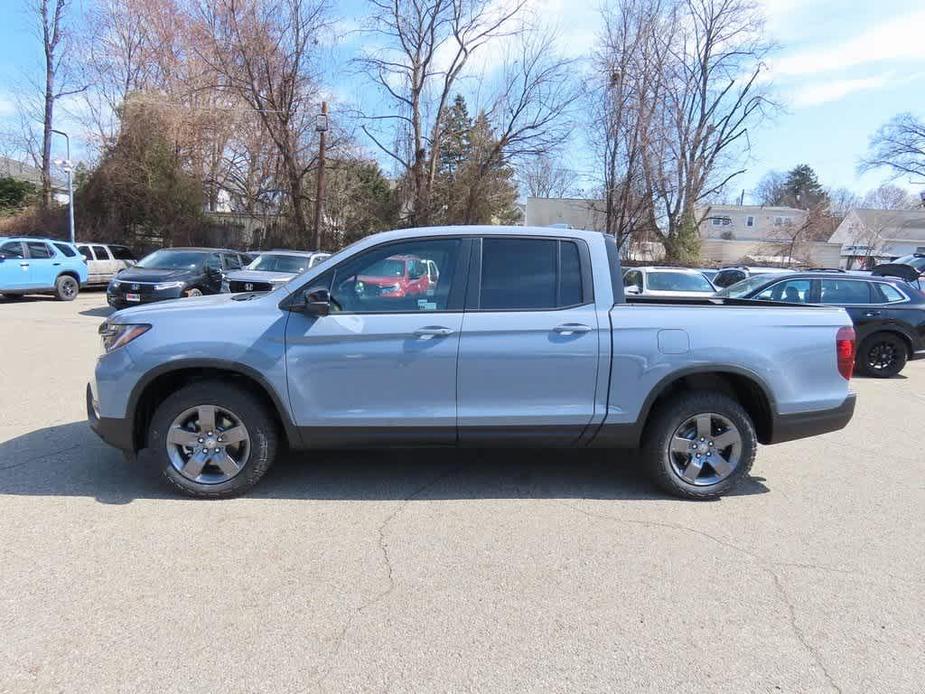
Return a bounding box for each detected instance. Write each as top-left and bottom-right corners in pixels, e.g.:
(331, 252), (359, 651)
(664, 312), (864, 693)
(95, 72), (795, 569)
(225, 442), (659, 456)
(26, 242), (52, 259)
(479, 238), (586, 310)
(646, 271), (714, 293)
(53, 243), (76, 257)
(871, 283), (905, 303)
(110, 245), (136, 260)
(819, 279), (872, 304)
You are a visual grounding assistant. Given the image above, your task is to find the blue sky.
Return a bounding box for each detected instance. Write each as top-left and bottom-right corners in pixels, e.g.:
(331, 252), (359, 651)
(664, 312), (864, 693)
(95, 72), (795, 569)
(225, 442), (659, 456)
(1, 0), (923, 201)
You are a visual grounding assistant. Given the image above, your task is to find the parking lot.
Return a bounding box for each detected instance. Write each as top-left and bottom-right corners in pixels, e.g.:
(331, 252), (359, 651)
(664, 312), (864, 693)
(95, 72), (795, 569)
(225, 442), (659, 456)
(0, 291), (922, 692)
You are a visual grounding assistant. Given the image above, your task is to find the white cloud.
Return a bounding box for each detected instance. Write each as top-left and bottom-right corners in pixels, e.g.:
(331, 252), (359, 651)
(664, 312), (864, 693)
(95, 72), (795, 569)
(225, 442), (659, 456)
(789, 74), (890, 107)
(771, 9), (925, 77)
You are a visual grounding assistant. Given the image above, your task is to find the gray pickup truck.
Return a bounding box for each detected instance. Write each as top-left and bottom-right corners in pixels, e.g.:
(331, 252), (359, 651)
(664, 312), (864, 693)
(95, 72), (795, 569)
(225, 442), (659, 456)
(88, 226), (857, 499)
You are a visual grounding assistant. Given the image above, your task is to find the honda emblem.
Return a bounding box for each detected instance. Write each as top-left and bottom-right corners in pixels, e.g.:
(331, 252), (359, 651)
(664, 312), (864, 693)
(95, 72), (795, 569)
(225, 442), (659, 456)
(245, 283), (253, 291)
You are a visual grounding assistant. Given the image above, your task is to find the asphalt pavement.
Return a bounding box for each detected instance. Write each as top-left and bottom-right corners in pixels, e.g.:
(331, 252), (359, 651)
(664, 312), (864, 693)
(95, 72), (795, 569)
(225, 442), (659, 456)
(0, 291), (922, 692)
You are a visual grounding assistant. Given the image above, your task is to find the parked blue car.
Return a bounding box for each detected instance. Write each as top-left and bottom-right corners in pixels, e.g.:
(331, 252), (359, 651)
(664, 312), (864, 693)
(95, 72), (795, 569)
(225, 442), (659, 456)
(0, 236), (88, 301)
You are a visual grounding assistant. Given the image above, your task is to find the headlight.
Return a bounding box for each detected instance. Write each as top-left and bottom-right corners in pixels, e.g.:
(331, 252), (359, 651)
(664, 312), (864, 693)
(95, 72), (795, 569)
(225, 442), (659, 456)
(99, 322), (151, 353)
(109, 279), (121, 289)
(154, 281), (185, 291)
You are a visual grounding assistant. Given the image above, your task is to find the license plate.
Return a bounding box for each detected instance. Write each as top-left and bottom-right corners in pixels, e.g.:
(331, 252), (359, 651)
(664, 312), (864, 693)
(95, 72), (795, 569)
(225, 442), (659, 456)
(126, 293), (141, 302)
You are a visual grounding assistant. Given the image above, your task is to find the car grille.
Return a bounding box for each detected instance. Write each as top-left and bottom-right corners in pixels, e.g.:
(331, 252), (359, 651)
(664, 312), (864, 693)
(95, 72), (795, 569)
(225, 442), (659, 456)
(229, 280), (273, 293)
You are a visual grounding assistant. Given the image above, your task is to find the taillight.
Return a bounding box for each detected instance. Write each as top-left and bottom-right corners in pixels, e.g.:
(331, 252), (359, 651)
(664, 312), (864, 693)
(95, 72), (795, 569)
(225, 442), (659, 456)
(836, 326), (856, 380)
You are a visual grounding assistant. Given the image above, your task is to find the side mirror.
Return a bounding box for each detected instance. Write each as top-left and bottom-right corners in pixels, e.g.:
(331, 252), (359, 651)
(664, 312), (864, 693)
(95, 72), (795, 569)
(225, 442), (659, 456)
(301, 286), (331, 316)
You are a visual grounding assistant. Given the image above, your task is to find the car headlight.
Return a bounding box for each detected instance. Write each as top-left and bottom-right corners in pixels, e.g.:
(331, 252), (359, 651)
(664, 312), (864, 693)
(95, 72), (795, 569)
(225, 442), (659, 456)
(154, 281), (185, 291)
(99, 322), (151, 353)
(109, 279), (121, 289)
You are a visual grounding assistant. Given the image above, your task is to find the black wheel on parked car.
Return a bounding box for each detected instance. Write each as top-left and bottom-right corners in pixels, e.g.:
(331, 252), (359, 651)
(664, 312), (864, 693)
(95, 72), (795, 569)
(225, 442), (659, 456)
(148, 381), (279, 498)
(856, 333), (907, 378)
(642, 391), (756, 500)
(54, 275), (79, 301)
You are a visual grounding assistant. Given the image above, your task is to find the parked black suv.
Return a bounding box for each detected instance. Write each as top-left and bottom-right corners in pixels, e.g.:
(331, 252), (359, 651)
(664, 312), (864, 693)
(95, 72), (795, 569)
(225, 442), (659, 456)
(718, 271), (925, 377)
(107, 248), (250, 309)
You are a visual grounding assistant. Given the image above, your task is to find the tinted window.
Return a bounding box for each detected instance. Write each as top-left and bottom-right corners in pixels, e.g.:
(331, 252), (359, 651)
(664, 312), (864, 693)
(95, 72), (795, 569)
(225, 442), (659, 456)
(872, 283), (905, 303)
(623, 270), (642, 290)
(329, 238), (460, 313)
(248, 254), (311, 273)
(755, 279), (812, 303)
(26, 242), (52, 259)
(53, 243), (76, 257)
(205, 254), (222, 272)
(713, 269), (745, 288)
(559, 241), (582, 306)
(819, 279), (871, 304)
(77, 245), (92, 261)
(136, 250), (207, 270)
(223, 253), (243, 270)
(92, 245), (111, 260)
(1, 241), (24, 258)
(110, 245), (136, 260)
(480, 238), (557, 310)
(646, 271), (714, 292)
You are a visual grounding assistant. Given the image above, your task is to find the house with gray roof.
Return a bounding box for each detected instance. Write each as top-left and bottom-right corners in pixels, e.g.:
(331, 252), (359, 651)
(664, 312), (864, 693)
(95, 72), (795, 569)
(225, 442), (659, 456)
(828, 208), (925, 269)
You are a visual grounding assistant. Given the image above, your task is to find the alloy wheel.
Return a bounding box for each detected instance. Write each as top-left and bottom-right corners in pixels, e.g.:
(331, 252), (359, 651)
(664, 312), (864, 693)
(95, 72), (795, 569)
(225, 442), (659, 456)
(667, 412), (742, 486)
(868, 342), (897, 371)
(165, 405), (250, 484)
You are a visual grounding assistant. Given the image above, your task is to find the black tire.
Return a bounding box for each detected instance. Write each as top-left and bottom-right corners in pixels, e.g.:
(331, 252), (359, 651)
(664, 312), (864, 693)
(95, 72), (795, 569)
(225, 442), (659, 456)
(642, 391), (757, 500)
(54, 275), (79, 301)
(856, 333), (908, 378)
(148, 381), (279, 498)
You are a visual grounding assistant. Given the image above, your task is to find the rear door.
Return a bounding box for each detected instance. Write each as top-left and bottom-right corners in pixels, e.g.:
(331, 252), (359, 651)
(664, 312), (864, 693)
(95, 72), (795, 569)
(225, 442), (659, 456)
(24, 241), (57, 289)
(818, 278), (879, 341)
(0, 241), (28, 290)
(457, 236), (600, 445)
(91, 245), (115, 283)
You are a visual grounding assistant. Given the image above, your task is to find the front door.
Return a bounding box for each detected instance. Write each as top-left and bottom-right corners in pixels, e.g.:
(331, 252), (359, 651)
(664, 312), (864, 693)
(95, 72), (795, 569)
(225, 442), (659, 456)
(457, 236), (601, 445)
(284, 237), (469, 446)
(0, 241), (28, 290)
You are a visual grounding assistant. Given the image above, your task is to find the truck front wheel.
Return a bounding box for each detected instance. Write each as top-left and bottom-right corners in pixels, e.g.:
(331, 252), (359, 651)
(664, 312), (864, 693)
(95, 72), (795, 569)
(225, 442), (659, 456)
(643, 391), (756, 500)
(148, 381), (279, 498)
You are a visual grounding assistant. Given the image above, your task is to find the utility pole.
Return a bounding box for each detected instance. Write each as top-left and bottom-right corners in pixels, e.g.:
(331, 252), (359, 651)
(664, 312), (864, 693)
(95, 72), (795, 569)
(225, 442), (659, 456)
(312, 102), (328, 250)
(51, 128), (75, 244)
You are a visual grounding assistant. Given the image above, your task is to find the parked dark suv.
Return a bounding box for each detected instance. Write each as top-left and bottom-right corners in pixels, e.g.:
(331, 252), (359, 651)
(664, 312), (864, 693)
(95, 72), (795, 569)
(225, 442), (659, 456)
(718, 271), (925, 377)
(107, 248), (250, 309)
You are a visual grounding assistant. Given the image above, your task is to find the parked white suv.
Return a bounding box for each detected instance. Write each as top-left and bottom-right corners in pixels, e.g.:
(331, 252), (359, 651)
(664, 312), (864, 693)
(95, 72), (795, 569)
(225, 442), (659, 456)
(76, 243), (138, 285)
(623, 266), (717, 298)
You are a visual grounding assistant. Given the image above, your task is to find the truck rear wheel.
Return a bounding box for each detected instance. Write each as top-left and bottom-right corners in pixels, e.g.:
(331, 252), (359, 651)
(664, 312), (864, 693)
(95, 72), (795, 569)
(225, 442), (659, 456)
(148, 381), (279, 498)
(642, 391), (756, 500)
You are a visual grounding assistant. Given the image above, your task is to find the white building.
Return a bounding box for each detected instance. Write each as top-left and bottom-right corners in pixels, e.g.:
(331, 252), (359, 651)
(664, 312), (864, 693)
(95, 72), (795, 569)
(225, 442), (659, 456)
(828, 208), (925, 269)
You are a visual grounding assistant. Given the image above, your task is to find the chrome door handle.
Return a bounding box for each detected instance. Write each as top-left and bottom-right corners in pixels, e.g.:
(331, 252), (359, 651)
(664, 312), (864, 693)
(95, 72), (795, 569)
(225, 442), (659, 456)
(53, 262), (61, 266)
(19, 263), (29, 267)
(553, 323), (592, 335)
(864, 311), (881, 317)
(414, 326), (454, 339)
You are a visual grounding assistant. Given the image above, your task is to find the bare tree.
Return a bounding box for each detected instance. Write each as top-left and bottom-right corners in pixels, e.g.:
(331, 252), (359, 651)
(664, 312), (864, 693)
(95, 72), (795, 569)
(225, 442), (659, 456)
(827, 187), (860, 225)
(861, 113), (925, 180)
(520, 154), (573, 198)
(28, 0), (85, 208)
(644, 0), (773, 262)
(590, 0), (666, 247)
(861, 183), (918, 210)
(754, 170), (786, 206)
(197, 0), (329, 245)
(358, 0), (527, 225)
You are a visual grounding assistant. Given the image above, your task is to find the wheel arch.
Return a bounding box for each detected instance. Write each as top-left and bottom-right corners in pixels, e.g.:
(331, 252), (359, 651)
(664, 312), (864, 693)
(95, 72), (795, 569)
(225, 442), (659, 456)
(859, 327), (913, 357)
(128, 359), (299, 452)
(639, 367), (776, 445)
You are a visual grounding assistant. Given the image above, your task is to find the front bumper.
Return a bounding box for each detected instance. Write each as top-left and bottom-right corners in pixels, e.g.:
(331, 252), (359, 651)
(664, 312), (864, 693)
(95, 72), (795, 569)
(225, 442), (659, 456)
(87, 383), (133, 451)
(767, 392), (857, 444)
(107, 284), (186, 309)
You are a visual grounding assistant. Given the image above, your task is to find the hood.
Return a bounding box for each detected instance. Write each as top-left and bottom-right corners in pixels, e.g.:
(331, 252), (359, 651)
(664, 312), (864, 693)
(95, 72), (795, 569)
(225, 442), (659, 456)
(225, 269), (296, 284)
(113, 266), (199, 283)
(111, 292), (250, 321)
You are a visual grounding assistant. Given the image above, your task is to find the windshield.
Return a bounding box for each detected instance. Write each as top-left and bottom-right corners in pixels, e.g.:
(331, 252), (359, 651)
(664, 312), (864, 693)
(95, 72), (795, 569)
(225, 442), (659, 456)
(893, 255), (925, 271)
(362, 258), (406, 277)
(716, 274), (778, 298)
(135, 250), (207, 270)
(247, 253), (311, 274)
(647, 271), (714, 292)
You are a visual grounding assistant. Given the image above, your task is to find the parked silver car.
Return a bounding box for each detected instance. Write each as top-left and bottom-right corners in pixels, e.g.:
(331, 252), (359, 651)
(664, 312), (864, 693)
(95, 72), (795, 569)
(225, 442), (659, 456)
(222, 250), (331, 293)
(76, 243), (137, 286)
(623, 266), (717, 298)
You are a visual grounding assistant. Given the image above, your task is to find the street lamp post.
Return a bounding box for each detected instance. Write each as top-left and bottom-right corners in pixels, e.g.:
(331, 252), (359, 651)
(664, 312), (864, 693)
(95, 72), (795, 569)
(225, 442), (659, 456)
(51, 128), (75, 244)
(312, 102), (328, 251)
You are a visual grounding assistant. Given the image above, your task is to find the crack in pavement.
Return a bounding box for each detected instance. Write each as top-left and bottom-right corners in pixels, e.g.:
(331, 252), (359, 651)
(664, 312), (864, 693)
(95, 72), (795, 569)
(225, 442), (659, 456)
(558, 500), (845, 694)
(308, 461), (466, 690)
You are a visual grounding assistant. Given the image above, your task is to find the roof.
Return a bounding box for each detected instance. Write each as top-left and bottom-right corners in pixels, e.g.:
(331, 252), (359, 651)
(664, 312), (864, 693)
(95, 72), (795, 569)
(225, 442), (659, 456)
(700, 204), (806, 214)
(831, 208), (925, 243)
